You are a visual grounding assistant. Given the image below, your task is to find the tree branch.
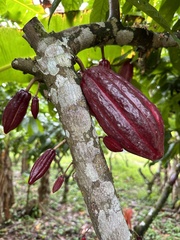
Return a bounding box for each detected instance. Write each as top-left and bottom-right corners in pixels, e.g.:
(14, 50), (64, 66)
(134, 163), (180, 237)
(12, 18), (180, 77)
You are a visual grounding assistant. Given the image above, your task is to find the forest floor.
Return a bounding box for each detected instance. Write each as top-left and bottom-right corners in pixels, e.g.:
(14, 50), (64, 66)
(0, 152), (179, 240)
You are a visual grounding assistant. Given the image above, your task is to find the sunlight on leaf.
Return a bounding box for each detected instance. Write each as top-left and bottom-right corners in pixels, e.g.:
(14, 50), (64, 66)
(62, 0), (83, 11)
(5, 0), (44, 26)
(127, 0), (171, 31)
(90, 0), (109, 22)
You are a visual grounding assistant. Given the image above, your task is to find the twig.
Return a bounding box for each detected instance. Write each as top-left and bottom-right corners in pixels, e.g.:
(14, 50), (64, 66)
(134, 163), (180, 237)
(108, 0), (120, 21)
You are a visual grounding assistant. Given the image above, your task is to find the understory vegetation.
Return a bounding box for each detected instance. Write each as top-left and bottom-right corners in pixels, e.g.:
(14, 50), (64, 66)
(0, 153), (179, 240)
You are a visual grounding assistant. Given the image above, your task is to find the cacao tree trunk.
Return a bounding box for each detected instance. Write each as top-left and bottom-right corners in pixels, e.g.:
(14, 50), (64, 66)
(12, 18), (131, 239)
(21, 149), (29, 174)
(0, 148), (14, 223)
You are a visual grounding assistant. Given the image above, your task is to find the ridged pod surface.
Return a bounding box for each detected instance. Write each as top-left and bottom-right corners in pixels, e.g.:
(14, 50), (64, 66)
(118, 59), (133, 82)
(81, 66), (164, 160)
(31, 96), (39, 119)
(52, 175), (64, 193)
(28, 149), (56, 184)
(2, 89), (31, 134)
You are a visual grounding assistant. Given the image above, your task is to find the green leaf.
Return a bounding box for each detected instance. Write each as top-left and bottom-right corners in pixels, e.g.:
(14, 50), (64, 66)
(122, 1), (133, 15)
(90, 0), (109, 22)
(5, 0), (44, 26)
(161, 141), (179, 166)
(169, 47), (180, 75)
(48, 0), (62, 26)
(158, 0), (180, 30)
(0, 28), (35, 83)
(62, 0), (83, 11)
(0, 0), (7, 15)
(126, 0), (171, 31)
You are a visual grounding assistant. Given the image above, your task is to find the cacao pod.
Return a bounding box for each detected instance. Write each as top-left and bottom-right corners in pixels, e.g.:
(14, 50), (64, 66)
(81, 66), (164, 160)
(2, 89), (31, 134)
(99, 59), (111, 69)
(118, 59), (133, 82)
(52, 175), (64, 193)
(31, 96), (39, 119)
(28, 149), (56, 184)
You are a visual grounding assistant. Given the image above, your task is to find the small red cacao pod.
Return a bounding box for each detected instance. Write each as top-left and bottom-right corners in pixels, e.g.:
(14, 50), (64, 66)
(118, 59), (133, 82)
(99, 59), (111, 69)
(28, 149), (56, 184)
(31, 96), (39, 119)
(103, 136), (123, 152)
(81, 66), (164, 160)
(52, 175), (64, 193)
(2, 89), (31, 134)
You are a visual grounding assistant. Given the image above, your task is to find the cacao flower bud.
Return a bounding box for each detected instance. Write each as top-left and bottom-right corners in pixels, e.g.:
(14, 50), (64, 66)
(2, 89), (31, 134)
(28, 149), (56, 184)
(99, 59), (111, 69)
(31, 96), (39, 119)
(52, 175), (64, 193)
(81, 66), (164, 160)
(118, 59), (133, 82)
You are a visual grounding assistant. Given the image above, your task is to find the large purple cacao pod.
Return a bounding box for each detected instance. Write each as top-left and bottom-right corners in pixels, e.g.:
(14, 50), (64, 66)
(2, 89), (31, 134)
(81, 66), (164, 160)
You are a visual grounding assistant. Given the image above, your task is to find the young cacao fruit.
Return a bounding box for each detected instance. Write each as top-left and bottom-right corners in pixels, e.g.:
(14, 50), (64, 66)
(81, 66), (164, 160)
(52, 175), (64, 193)
(118, 59), (133, 82)
(2, 89), (31, 134)
(31, 96), (39, 119)
(28, 149), (56, 184)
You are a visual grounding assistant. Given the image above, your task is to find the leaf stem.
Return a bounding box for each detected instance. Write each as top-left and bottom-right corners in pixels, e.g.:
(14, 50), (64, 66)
(53, 139), (66, 150)
(26, 78), (36, 91)
(75, 56), (86, 72)
(108, 0), (120, 21)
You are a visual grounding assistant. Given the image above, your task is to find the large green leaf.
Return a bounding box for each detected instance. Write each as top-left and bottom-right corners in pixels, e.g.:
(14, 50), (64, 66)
(152, 0), (180, 31)
(62, 0), (83, 11)
(4, 0), (44, 26)
(0, 28), (35, 83)
(168, 18), (180, 74)
(168, 47), (180, 75)
(0, 0), (7, 15)
(127, 0), (171, 31)
(90, 0), (109, 22)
